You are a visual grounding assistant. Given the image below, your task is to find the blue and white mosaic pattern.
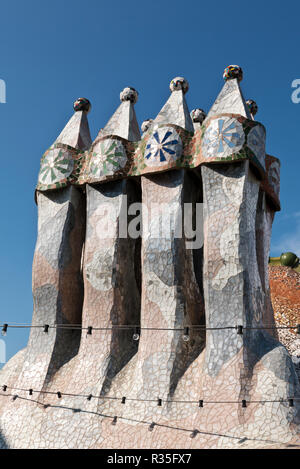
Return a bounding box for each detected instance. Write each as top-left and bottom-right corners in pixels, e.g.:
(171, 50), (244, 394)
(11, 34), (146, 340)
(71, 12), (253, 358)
(247, 125), (266, 168)
(202, 117), (245, 159)
(145, 127), (182, 167)
(88, 139), (127, 178)
(39, 148), (74, 185)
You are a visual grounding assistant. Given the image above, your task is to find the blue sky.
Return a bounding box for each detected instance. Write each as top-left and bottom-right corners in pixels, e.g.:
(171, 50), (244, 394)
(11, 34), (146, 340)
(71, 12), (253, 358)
(0, 0), (299, 363)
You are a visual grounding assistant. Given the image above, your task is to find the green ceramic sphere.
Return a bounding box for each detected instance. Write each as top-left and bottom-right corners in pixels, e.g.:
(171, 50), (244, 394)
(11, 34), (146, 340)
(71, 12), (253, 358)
(280, 252), (299, 268)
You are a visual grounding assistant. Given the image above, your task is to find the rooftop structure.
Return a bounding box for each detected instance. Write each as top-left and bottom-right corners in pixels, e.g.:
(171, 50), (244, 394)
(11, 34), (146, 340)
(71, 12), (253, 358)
(0, 65), (299, 449)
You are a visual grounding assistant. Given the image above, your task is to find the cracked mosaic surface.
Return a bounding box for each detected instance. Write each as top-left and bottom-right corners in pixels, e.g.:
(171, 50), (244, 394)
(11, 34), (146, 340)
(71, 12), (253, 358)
(247, 125), (266, 169)
(1, 160), (300, 449)
(36, 121), (275, 210)
(205, 79), (251, 120)
(1, 76), (300, 449)
(268, 160), (281, 197)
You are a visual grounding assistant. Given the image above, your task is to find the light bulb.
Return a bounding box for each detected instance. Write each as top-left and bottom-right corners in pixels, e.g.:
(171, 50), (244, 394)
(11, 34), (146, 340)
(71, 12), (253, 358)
(182, 327), (190, 342)
(149, 422), (155, 432)
(133, 327), (140, 341)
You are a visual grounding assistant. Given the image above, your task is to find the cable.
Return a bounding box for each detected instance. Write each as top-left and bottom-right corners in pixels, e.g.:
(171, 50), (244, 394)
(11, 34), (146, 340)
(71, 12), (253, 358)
(1, 322), (300, 336)
(1, 323), (299, 407)
(0, 384), (299, 407)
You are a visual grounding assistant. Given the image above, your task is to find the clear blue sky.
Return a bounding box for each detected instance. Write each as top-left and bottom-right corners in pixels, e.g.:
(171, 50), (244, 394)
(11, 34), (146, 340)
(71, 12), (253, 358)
(0, 0), (299, 363)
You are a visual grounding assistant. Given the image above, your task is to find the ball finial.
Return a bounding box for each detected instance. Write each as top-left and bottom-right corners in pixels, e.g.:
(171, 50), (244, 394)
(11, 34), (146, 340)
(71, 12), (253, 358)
(73, 98), (91, 113)
(141, 119), (153, 133)
(120, 87), (138, 104)
(169, 77), (189, 94)
(280, 252), (299, 268)
(190, 108), (206, 124)
(223, 65), (243, 82)
(246, 99), (258, 116)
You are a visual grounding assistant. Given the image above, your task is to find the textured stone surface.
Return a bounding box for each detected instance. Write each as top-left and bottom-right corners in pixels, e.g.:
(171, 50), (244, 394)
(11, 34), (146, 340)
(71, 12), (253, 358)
(152, 84), (193, 133)
(0, 72), (299, 449)
(201, 162), (299, 427)
(98, 97), (140, 142)
(19, 186), (85, 391)
(137, 170), (205, 399)
(205, 78), (251, 120)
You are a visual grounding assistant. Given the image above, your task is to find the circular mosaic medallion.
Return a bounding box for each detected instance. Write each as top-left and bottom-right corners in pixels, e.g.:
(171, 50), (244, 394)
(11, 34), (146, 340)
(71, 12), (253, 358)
(38, 147), (74, 185)
(247, 125), (266, 167)
(202, 117), (245, 159)
(145, 127), (182, 167)
(88, 139), (127, 178)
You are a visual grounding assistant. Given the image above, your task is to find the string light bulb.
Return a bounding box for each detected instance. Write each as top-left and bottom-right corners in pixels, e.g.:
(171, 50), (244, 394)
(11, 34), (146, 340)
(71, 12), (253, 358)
(0, 385), (298, 413)
(182, 327), (190, 342)
(149, 422), (155, 432)
(133, 326), (141, 341)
